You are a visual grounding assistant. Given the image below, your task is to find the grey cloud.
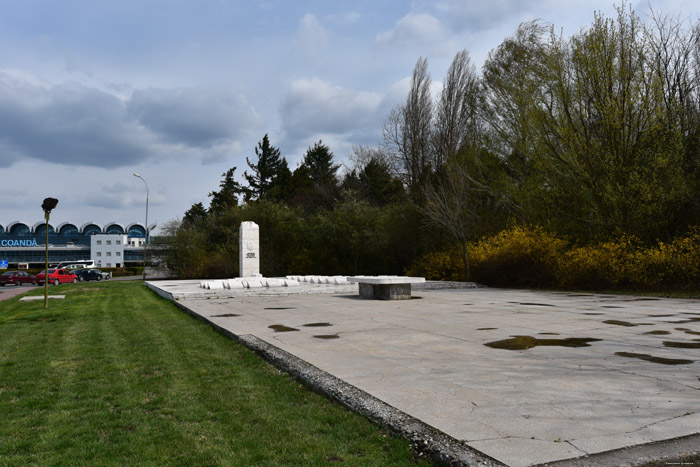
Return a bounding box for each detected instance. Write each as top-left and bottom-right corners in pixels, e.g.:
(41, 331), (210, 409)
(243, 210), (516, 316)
(280, 78), (382, 149)
(127, 85), (262, 147)
(295, 13), (331, 55)
(85, 182), (165, 210)
(0, 74), (151, 168)
(0, 72), (262, 169)
(435, 0), (556, 32)
(376, 13), (445, 47)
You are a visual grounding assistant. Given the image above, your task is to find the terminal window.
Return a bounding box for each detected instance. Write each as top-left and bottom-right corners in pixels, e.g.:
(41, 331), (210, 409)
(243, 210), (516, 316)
(96, 240), (101, 245)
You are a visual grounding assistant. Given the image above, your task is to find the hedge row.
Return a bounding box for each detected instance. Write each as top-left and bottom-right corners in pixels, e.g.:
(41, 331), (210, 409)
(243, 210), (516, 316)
(406, 226), (700, 290)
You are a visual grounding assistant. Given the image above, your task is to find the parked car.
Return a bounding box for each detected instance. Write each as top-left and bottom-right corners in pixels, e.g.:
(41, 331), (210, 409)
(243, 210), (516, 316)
(35, 268), (78, 286)
(0, 270), (37, 286)
(74, 268), (111, 282)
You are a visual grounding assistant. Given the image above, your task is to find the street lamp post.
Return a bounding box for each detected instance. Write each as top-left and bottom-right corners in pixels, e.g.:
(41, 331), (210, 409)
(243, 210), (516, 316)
(41, 197), (58, 309)
(133, 173), (149, 280)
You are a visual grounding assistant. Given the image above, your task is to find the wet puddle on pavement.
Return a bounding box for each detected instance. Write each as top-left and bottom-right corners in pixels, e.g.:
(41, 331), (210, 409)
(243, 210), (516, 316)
(313, 334), (340, 339)
(211, 313), (241, 317)
(303, 322), (332, 327)
(665, 317), (700, 324)
(485, 335), (601, 350)
(615, 351), (694, 365)
(663, 341), (700, 349)
(644, 330), (671, 335)
(264, 307), (296, 310)
(603, 320), (653, 327)
(268, 324), (298, 332)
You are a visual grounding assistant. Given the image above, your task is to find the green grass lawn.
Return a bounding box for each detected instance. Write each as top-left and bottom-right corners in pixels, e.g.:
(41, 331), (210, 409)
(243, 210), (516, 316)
(0, 281), (426, 466)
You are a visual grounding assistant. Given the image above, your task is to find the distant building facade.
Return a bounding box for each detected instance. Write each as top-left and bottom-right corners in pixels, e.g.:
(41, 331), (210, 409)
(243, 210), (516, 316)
(0, 221), (152, 268)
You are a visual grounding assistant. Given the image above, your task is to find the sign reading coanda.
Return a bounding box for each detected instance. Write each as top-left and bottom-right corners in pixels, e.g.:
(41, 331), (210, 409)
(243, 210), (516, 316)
(1, 239), (39, 247)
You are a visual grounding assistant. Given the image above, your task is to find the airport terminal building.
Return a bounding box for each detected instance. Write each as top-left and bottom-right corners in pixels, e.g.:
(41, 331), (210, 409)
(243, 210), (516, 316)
(0, 221), (153, 269)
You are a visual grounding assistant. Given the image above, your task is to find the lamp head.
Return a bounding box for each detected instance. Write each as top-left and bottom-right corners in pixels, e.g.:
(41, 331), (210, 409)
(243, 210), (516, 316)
(41, 197), (59, 212)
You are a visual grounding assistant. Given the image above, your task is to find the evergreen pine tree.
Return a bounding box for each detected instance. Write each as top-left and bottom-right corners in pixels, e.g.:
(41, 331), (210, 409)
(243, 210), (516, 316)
(302, 140), (340, 187)
(244, 134), (286, 201)
(208, 167), (243, 214)
(182, 202), (208, 227)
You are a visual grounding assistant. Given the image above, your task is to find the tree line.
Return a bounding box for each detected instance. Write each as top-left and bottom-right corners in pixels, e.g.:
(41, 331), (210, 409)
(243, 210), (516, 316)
(163, 5), (700, 280)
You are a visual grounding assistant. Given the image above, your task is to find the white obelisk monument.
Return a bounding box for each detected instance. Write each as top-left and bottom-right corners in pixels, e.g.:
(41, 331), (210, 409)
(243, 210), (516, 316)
(239, 221), (260, 277)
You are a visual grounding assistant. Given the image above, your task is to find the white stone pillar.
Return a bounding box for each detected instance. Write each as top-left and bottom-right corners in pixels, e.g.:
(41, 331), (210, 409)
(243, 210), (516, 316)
(239, 221), (260, 277)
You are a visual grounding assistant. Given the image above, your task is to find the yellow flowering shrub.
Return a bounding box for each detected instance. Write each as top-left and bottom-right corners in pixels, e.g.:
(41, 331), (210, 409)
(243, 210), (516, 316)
(406, 226), (700, 290)
(468, 226), (568, 287)
(627, 228), (700, 287)
(559, 236), (640, 288)
(405, 247), (464, 281)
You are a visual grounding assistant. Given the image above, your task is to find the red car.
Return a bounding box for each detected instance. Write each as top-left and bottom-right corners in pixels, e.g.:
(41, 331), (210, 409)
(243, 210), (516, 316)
(0, 271), (37, 286)
(35, 268), (79, 286)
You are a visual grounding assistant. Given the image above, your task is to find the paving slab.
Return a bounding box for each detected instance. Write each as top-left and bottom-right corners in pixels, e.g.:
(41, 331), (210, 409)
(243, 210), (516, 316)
(147, 281), (700, 466)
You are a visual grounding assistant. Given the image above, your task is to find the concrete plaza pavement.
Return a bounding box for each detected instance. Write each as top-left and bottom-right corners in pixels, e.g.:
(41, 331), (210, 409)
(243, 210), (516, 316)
(148, 280), (700, 466)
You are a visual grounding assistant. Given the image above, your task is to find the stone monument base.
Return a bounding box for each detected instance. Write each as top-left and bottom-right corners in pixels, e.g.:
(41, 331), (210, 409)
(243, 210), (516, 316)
(359, 282), (412, 300)
(348, 276), (425, 300)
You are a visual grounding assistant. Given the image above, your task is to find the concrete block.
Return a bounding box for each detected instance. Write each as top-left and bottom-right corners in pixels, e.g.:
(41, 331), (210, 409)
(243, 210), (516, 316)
(265, 279), (284, 287)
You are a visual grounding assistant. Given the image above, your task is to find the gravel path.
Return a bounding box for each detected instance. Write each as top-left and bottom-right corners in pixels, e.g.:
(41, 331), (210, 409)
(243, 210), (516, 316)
(0, 284), (37, 301)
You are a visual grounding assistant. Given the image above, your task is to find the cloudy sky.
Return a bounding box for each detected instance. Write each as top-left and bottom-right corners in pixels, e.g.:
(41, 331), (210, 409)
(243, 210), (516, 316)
(0, 0), (696, 232)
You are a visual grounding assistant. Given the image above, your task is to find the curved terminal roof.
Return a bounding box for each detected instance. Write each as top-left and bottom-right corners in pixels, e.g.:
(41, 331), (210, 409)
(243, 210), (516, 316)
(56, 222), (79, 234)
(32, 221), (55, 233)
(1, 221), (147, 236)
(6, 221), (30, 235)
(104, 222), (125, 234)
(33, 222), (55, 234)
(80, 222), (102, 235)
